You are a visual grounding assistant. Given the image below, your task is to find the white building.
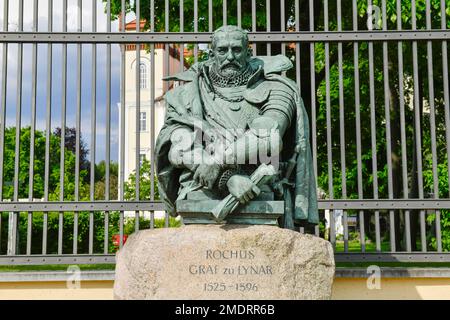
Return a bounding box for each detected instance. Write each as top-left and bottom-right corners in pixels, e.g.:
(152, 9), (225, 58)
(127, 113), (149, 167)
(117, 19), (185, 197)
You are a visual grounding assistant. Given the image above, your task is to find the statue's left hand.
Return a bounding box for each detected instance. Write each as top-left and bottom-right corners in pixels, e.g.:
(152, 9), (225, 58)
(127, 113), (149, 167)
(193, 163), (222, 189)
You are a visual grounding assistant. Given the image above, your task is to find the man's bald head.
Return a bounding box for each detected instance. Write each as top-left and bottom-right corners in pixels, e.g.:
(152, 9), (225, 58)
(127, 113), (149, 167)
(211, 25), (249, 50)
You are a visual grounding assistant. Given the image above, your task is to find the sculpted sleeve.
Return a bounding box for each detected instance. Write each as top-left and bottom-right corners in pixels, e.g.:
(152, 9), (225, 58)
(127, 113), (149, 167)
(259, 81), (296, 125)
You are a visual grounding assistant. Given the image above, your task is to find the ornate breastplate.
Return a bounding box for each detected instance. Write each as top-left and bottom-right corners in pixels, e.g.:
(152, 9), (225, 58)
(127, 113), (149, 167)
(214, 86), (247, 110)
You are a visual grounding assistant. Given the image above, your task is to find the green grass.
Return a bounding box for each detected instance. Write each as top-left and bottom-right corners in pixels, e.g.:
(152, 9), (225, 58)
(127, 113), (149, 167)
(0, 264), (115, 272)
(332, 239), (450, 268)
(334, 240), (426, 253)
(336, 262), (450, 268)
(335, 240), (391, 252)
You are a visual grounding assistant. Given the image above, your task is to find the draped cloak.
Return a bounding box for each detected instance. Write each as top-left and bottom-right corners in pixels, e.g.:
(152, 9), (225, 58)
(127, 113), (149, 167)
(155, 55), (319, 225)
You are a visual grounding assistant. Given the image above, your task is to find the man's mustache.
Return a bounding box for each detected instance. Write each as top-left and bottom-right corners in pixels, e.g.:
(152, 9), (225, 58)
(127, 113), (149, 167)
(220, 61), (242, 70)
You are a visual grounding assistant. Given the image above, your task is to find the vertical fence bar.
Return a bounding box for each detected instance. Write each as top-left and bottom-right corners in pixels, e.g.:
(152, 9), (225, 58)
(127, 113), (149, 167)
(237, 0), (241, 28)
(209, 0), (213, 32)
(164, 0), (170, 228)
(411, 0), (426, 252)
(337, 1), (345, 197)
(0, 1), (4, 249)
(306, 0), (316, 256)
(442, 0), (450, 258)
(251, 0), (256, 55)
(367, 0), (377, 253)
(74, 0), (82, 254)
(27, 0), (39, 256)
(381, 0), (395, 252)
(14, 0), (24, 203)
(295, 0), (301, 90)
(223, 0), (227, 26)
(441, 0), (450, 254)
(397, 0), (411, 252)
(193, 0), (198, 64)
(150, 0), (156, 229)
(180, 0), (184, 71)
(193, 0), (198, 66)
(266, 0), (271, 55)
(88, 0), (96, 253)
(12, 0), (24, 255)
(337, 0), (348, 252)
(353, 0), (364, 252)
(324, 0), (334, 248)
(281, 0), (286, 76)
(119, 0), (126, 248)
(310, 0), (317, 180)
(75, 0), (82, 202)
(59, 0), (68, 255)
(135, 0), (141, 232)
(443, 0), (450, 208)
(0, 0), (4, 241)
(43, 0), (52, 255)
(88, 0), (97, 255)
(0, 0), (8, 205)
(329, 210), (335, 248)
(104, 0), (112, 254)
(165, 0), (171, 73)
(425, 0), (441, 253)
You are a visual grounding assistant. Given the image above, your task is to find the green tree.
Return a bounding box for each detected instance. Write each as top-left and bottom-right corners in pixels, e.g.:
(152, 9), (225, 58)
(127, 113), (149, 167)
(94, 160), (119, 200)
(0, 126), (122, 254)
(124, 158), (159, 201)
(1, 126), (91, 200)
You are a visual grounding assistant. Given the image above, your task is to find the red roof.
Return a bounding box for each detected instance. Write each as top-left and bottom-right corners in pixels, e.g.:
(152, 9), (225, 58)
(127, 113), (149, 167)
(119, 17), (146, 31)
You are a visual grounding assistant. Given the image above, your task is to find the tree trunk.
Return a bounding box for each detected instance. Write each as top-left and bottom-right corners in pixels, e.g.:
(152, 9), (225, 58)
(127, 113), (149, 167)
(388, 55), (404, 250)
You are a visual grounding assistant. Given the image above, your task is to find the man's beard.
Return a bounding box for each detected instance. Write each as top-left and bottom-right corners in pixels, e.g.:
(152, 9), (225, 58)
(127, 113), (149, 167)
(216, 60), (245, 78)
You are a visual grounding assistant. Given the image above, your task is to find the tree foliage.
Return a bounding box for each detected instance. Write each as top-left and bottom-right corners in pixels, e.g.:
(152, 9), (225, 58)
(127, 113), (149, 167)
(124, 158), (159, 201)
(0, 127), (121, 254)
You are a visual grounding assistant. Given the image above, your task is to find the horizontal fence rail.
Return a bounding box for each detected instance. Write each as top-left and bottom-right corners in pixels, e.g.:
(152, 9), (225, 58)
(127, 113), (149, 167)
(0, 30), (449, 43)
(2, 199), (450, 212)
(0, 0), (450, 265)
(0, 201), (165, 212)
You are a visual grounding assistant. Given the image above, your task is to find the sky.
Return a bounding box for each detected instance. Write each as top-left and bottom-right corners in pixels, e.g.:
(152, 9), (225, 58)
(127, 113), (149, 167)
(0, 0), (138, 163)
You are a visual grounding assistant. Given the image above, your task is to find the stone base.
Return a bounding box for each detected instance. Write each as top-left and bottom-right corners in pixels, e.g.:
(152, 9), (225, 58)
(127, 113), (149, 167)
(114, 225), (335, 300)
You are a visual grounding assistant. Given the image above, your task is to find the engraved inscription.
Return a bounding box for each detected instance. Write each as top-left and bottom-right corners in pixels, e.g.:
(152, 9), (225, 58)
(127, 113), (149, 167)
(187, 249), (274, 294)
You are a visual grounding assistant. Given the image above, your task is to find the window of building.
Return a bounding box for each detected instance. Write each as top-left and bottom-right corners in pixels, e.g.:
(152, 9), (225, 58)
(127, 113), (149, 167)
(140, 112), (147, 131)
(140, 63), (147, 89)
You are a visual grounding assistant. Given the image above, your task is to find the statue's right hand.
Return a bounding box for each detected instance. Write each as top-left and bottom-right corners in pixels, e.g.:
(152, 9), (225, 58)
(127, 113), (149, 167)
(227, 175), (261, 204)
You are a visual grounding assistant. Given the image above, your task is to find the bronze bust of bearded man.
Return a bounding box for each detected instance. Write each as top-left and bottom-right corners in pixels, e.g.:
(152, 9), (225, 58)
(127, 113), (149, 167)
(155, 25), (318, 229)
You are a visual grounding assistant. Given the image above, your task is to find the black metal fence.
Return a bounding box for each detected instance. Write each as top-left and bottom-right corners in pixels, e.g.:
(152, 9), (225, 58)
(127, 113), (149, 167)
(0, 0), (449, 265)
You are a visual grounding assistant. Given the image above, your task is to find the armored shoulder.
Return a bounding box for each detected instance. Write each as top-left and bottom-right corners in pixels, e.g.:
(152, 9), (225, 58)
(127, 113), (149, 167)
(266, 80), (296, 102)
(244, 79), (295, 103)
(247, 80), (295, 123)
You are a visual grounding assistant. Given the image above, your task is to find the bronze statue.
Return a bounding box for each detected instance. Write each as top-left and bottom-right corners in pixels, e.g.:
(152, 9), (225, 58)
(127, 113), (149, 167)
(155, 25), (318, 229)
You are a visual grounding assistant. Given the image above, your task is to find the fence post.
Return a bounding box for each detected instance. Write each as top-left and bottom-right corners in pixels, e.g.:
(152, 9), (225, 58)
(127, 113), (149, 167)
(7, 212), (18, 255)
